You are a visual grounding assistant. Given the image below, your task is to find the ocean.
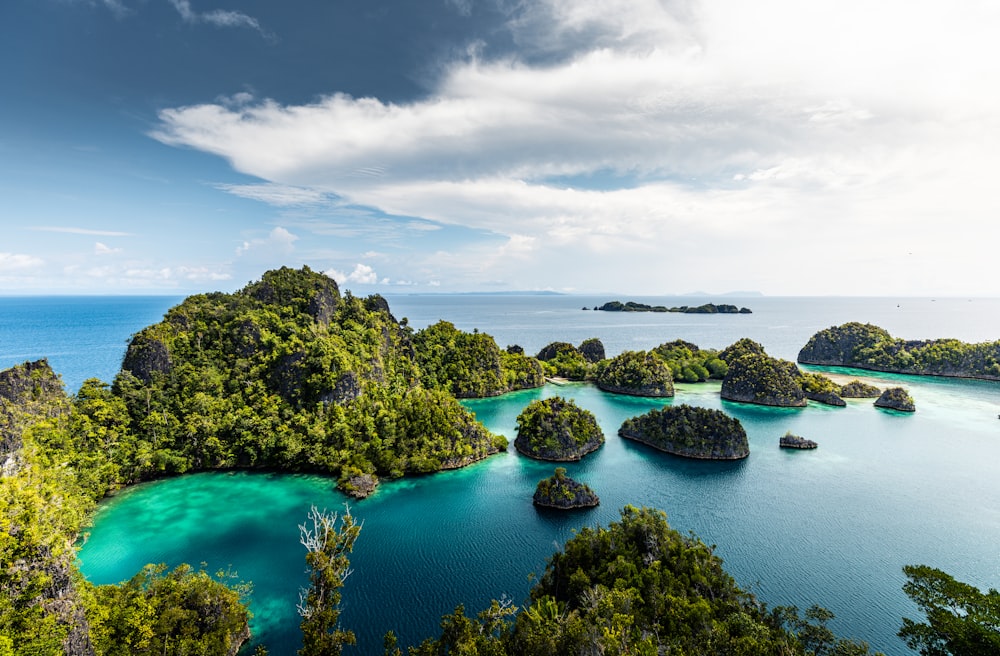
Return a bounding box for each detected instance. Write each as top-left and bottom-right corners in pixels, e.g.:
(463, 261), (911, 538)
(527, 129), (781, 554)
(3, 294), (999, 654)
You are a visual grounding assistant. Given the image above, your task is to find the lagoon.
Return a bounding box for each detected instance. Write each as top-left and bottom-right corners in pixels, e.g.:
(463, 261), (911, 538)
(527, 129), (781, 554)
(3, 294), (998, 654)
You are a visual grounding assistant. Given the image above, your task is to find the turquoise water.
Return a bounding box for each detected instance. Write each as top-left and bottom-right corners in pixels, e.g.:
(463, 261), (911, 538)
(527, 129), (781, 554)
(3, 294), (999, 654)
(78, 377), (1000, 655)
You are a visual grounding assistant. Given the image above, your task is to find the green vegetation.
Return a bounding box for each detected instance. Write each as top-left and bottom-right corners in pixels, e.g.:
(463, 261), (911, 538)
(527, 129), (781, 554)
(619, 403), (749, 460)
(652, 339), (728, 381)
(108, 267), (509, 493)
(83, 564), (250, 656)
(413, 321), (543, 398)
(798, 322), (1000, 380)
(899, 565), (1000, 655)
(514, 397), (604, 461)
(595, 350), (674, 397)
(532, 467), (599, 509)
(535, 342), (591, 380)
(799, 372), (846, 407)
(298, 506), (362, 656)
(408, 506), (875, 655)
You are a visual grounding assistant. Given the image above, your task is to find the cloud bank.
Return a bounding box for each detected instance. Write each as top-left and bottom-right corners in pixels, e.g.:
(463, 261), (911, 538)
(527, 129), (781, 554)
(152, 0), (1000, 294)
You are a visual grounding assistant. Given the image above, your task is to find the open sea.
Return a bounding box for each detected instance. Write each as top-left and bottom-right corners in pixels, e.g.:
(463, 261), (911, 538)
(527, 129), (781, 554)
(2, 294), (999, 655)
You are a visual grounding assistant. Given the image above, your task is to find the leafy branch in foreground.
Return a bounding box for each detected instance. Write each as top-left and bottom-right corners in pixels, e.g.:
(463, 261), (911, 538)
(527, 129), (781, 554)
(298, 505), (362, 656)
(899, 565), (1000, 656)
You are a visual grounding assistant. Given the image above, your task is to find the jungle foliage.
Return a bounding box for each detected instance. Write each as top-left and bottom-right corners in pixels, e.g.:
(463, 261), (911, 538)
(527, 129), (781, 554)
(514, 397), (604, 461)
(595, 350), (675, 397)
(619, 403), (749, 460)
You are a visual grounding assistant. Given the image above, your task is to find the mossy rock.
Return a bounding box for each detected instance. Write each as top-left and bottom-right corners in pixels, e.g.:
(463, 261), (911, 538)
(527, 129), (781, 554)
(619, 404), (749, 460)
(874, 387), (915, 412)
(533, 468), (599, 509)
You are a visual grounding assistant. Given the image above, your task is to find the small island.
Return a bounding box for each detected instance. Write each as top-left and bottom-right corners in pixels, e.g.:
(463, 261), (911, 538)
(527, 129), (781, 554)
(840, 380), (882, 398)
(596, 350), (674, 397)
(779, 432), (818, 449)
(533, 467), (600, 509)
(799, 372), (846, 407)
(514, 397), (605, 461)
(593, 301), (751, 314)
(874, 387), (916, 412)
(720, 345), (807, 408)
(618, 404), (749, 460)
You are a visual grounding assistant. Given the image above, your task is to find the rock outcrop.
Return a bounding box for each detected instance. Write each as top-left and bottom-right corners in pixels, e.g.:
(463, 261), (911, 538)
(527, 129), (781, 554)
(779, 432), (818, 449)
(578, 338), (606, 363)
(619, 404), (749, 460)
(533, 468), (599, 509)
(874, 387), (916, 412)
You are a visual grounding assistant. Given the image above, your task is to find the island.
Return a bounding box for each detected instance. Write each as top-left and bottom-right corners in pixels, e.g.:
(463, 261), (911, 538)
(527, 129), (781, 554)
(874, 387), (916, 412)
(514, 397), (605, 461)
(840, 379), (882, 398)
(798, 322), (1000, 381)
(618, 404), (749, 460)
(535, 341), (591, 380)
(593, 301), (752, 314)
(532, 467), (600, 509)
(719, 339), (807, 407)
(798, 372), (846, 407)
(595, 350), (674, 397)
(779, 432), (818, 449)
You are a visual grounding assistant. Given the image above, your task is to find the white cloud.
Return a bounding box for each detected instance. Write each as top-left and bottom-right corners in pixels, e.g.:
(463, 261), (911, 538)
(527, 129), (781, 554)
(0, 253), (44, 272)
(152, 0), (1000, 294)
(167, 0), (265, 34)
(94, 242), (122, 255)
(32, 226), (132, 237)
(217, 183), (335, 207)
(236, 227), (299, 256)
(325, 263), (379, 285)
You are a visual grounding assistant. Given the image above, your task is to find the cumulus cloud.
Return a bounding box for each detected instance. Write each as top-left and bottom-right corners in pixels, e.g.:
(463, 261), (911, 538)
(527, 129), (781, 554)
(325, 263), (379, 285)
(152, 0), (1000, 294)
(94, 242), (122, 255)
(236, 226), (299, 256)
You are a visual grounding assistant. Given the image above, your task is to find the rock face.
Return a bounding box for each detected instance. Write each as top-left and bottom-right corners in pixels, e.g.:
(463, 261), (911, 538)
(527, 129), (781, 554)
(779, 432), (818, 449)
(874, 387), (916, 412)
(578, 338), (606, 363)
(721, 353), (807, 407)
(798, 322), (1000, 381)
(533, 467), (599, 509)
(803, 390), (847, 407)
(121, 333), (172, 384)
(840, 380), (882, 398)
(340, 472), (378, 499)
(619, 404), (749, 460)
(1, 359), (65, 471)
(514, 397), (604, 461)
(596, 351), (674, 397)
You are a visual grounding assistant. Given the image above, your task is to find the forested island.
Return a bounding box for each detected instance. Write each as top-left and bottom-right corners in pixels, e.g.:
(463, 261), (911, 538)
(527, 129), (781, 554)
(591, 301), (752, 313)
(514, 397), (604, 461)
(618, 404), (750, 460)
(2, 266), (995, 655)
(798, 322), (1000, 380)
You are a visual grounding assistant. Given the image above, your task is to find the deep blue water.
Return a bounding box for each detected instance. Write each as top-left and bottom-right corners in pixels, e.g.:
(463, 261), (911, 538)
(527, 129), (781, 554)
(3, 294), (999, 655)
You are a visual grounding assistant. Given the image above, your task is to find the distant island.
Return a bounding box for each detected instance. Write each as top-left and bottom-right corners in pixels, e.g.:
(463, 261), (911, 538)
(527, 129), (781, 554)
(590, 301), (751, 314)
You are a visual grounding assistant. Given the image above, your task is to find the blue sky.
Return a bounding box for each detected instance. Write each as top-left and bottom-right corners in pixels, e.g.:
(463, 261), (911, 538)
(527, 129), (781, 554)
(3, 0), (1000, 296)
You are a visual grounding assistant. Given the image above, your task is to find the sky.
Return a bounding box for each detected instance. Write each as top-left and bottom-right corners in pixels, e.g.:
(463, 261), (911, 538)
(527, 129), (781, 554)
(2, 0), (1000, 296)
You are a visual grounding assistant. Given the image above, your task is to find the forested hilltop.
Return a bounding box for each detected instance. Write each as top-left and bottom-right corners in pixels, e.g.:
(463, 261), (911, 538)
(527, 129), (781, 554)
(798, 322), (1000, 380)
(111, 266), (539, 494)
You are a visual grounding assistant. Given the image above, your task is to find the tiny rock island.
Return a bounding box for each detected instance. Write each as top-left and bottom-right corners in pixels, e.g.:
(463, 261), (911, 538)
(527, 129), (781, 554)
(514, 397), (605, 461)
(779, 432), (818, 449)
(839, 380), (882, 398)
(618, 404), (749, 460)
(533, 467), (600, 509)
(874, 387), (916, 412)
